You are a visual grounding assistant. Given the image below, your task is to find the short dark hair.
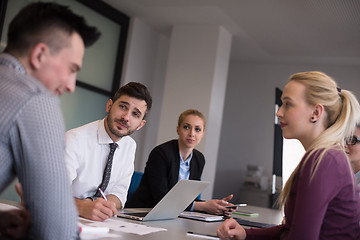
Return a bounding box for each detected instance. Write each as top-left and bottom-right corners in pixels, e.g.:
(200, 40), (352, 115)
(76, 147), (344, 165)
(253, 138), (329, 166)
(112, 82), (152, 119)
(5, 2), (100, 55)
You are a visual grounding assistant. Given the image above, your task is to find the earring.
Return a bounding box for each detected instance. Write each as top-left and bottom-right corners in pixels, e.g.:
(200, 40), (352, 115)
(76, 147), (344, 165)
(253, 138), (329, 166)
(311, 117), (317, 123)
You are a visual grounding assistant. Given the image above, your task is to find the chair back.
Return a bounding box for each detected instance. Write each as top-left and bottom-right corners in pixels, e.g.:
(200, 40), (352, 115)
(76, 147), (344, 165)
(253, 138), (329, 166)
(127, 171), (143, 201)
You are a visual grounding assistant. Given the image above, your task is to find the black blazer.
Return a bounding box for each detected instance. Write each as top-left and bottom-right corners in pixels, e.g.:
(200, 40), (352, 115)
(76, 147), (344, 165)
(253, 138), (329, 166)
(125, 139), (205, 210)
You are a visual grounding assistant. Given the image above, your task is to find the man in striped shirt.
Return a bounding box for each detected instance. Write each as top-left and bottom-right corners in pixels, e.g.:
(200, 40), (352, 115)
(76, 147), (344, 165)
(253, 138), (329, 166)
(0, 2), (99, 239)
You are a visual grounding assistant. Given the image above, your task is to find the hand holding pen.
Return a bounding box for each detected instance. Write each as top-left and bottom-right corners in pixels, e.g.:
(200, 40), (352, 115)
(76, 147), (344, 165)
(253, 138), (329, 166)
(98, 188), (118, 218)
(76, 188), (117, 221)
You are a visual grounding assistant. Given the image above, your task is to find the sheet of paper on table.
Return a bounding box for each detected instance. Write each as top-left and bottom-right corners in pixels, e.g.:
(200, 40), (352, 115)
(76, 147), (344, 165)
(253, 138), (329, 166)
(0, 202), (19, 211)
(80, 217), (167, 235)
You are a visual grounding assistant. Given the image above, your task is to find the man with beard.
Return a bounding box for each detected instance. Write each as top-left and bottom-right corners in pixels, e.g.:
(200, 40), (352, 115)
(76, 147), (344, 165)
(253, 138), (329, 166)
(65, 82), (152, 221)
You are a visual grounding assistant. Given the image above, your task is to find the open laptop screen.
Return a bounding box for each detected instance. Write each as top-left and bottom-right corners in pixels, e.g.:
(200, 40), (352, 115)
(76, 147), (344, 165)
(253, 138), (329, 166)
(118, 179), (209, 221)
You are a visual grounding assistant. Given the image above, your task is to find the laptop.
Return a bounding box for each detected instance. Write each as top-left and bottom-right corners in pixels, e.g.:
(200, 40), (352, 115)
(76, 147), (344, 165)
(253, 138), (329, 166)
(117, 179), (209, 221)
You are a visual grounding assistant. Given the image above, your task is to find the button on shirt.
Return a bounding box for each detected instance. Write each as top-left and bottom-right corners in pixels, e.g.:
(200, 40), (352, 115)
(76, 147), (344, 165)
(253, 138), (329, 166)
(65, 119), (135, 207)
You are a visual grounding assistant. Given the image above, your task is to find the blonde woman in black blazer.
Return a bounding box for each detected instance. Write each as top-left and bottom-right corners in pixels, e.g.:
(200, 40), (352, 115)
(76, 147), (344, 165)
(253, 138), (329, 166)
(126, 109), (234, 215)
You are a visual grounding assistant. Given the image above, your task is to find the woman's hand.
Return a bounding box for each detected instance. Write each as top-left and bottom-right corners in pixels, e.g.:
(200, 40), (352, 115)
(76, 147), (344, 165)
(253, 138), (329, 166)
(217, 218), (246, 240)
(194, 194), (235, 216)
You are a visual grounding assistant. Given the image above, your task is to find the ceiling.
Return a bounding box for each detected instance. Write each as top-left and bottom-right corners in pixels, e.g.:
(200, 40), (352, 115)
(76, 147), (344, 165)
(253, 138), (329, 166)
(104, 0), (360, 65)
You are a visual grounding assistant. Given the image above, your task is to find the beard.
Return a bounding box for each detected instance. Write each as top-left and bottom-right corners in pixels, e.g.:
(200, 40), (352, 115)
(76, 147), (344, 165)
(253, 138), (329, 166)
(106, 113), (137, 138)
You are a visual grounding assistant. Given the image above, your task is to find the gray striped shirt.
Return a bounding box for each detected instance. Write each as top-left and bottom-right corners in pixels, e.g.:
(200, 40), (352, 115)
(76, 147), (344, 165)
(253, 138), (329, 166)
(0, 53), (79, 239)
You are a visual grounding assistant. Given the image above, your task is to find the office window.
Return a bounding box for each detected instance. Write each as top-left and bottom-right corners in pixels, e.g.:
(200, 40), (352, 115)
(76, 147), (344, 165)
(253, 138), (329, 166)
(282, 138), (305, 187)
(272, 88), (305, 207)
(0, 0), (129, 97)
(0, 0), (130, 129)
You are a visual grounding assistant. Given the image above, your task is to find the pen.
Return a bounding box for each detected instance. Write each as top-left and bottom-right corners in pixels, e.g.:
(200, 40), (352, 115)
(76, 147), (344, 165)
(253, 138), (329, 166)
(187, 231), (220, 239)
(225, 203), (247, 208)
(98, 188), (107, 201)
(234, 203), (247, 207)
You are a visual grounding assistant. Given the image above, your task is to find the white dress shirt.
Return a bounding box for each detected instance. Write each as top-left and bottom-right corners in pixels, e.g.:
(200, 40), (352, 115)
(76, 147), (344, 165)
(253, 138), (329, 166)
(65, 119), (135, 207)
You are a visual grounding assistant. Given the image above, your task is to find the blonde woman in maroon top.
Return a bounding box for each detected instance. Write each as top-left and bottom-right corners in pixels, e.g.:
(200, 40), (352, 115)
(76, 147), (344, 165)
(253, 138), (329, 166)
(217, 71), (360, 240)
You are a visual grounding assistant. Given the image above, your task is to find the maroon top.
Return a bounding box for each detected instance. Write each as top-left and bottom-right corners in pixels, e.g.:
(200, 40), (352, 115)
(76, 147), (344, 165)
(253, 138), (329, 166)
(246, 148), (360, 240)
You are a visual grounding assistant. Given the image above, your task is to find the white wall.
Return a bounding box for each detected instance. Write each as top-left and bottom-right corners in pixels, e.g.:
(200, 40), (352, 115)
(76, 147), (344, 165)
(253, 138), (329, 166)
(121, 18), (170, 171)
(156, 25), (231, 199)
(120, 18), (360, 202)
(213, 62), (360, 202)
(62, 15), (360, 203)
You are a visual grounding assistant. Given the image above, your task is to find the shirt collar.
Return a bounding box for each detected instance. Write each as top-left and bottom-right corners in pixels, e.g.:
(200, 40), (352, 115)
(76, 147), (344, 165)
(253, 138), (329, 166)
(179, 151), (193, 164)
(0, 53), (51, 94)
(0, 53), (27, 74)
(97, 118), (121, 147)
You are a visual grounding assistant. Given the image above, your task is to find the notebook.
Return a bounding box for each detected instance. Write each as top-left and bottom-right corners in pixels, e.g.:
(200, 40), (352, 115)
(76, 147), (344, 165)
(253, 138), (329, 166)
(233, 210), (259, 217)
(179, 211), (224, 222)
(234, 218), (277, 228)
(117, 179), (209, 221)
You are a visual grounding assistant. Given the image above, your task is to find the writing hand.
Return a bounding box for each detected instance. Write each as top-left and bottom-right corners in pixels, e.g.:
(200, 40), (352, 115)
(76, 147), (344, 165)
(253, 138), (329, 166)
(76, 198), (117, 221)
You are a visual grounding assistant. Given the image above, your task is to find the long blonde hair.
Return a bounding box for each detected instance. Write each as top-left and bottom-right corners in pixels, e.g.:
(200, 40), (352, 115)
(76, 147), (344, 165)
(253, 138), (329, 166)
(278, 71), (360, 208)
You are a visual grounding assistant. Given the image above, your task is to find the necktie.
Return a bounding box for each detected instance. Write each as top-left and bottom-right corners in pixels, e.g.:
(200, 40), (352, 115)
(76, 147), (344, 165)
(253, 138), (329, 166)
(93, 143), (118, 198)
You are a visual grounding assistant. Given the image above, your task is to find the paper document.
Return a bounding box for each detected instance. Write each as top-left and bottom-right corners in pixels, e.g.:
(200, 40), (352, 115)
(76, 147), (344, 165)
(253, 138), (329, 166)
(80, 232), (120, 240)
(86, 218), (167, 235)
(0, 203), (19, 211)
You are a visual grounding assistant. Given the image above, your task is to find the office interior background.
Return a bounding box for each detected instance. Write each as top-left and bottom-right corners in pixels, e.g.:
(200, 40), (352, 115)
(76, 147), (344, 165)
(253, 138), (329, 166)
(1, 0), (360, 207)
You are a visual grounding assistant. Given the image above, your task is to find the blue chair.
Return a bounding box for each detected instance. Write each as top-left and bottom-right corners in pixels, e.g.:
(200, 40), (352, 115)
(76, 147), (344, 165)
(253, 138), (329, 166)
(127, 171), (143, 201)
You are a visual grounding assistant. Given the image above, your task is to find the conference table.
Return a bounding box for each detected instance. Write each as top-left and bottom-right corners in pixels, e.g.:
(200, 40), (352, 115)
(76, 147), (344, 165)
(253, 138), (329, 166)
(111, 205), (283, 240)
(0, 199), (283, 239)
